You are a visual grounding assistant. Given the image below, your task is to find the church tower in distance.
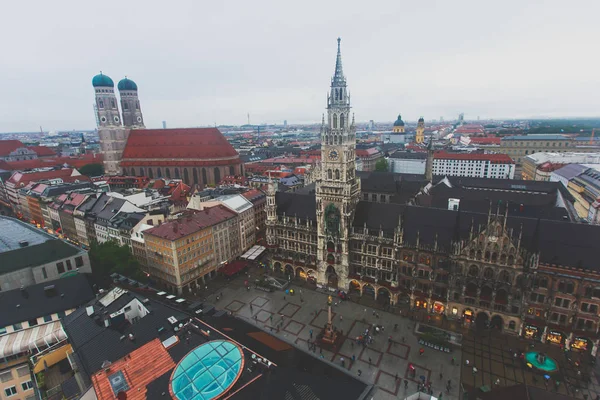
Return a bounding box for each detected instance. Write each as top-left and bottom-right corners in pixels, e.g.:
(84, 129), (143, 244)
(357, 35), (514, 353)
(315, 38), (361, 288)
(93, 72), (129, 175)
(118, 77), (145, 128)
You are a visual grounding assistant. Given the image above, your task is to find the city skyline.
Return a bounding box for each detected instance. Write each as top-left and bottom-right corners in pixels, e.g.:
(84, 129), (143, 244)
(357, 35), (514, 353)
(1, 0), (599, 132)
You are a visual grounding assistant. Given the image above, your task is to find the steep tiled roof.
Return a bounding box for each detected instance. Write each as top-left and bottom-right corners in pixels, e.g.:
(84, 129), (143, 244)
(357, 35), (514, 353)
(0, 274), (93, 326)
(353, 202), (600, 270)
(27, 146), (57, 157)
(91, 339), (175, 400)
(7, 169), (83, 187)
(144, 205), (236, 240)
(121, 128), (239, 161)
(275, 192), (316, 221)
(0, 140), (26, 156)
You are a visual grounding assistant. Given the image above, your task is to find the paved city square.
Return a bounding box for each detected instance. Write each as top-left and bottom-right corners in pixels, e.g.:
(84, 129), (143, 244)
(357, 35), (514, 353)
(210, 276), (463, 400)
(200, 270), (600, 400)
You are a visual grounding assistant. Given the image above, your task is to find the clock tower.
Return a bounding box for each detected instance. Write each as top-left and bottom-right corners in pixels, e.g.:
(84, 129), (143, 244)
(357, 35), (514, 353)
(315, 38), (361, 289)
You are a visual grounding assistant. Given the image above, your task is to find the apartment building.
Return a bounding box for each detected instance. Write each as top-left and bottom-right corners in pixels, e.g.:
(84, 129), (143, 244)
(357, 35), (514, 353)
(432, 152), (515, 179)
(0, 217), (91, 291)
(522, 152), (600, 181)
(0, 275), (94, 400)
(144, 205), (237, 294)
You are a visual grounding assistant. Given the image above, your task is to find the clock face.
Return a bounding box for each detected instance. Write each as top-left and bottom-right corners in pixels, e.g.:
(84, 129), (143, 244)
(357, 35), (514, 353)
(329, 150), (339, 161)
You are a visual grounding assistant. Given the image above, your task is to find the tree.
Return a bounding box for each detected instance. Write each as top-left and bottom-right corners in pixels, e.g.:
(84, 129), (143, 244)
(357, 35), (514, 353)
(78, 163), (104, 177)
(89, 240), (147, 287)
(375, 158), (389, 172)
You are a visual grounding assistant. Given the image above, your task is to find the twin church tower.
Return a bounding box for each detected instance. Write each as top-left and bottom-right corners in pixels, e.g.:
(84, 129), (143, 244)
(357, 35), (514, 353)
(92, 74), (145, 174)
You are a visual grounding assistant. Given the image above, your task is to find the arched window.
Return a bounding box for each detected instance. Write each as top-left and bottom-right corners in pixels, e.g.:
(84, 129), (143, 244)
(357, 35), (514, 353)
(340, 113), (345, 128)
(111, 99), (116, 108)
(98, 99), (104, 109)
(174, 168), (180, 179)
(508, 321), (516, 330)
(193, 168), (199, 185)
(184, 168), (190, 184)
(333, 114), (338, 129)
(335, 170), (340, 180)
(139, 167), (145, 177)
(165, 168), (171, 179)
(328, 169), (332, 179)
(122, 168), (128, 175)
(468, 265), (479, 277)
(229, 166), (235, 175)
(498, 270), (510, 284)
(483, 268), (494, 280)
(202, 168), (208, 184)
(335, 88), (339, 100)
(157, 168), (163, 178)
(123, 101), (128, 110)
(148, 168), (154, 179)
(214, 167), (221, 184)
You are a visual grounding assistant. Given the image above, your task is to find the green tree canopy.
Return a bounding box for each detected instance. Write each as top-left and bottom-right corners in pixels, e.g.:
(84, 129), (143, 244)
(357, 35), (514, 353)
(78, 163), (104, 177)
(375, 158), (389, 172)
(89, 240), (148, 287)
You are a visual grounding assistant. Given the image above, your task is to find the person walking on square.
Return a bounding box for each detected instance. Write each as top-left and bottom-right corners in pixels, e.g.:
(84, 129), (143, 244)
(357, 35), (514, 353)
(404, 379), (408, 389)
(309, 329), (313, 339)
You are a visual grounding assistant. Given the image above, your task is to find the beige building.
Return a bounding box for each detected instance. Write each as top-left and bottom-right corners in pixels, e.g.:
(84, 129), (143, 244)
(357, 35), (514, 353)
(144, 206), (238, 294)
(499, 134), (599, 165)
(521, 152), (600, 181)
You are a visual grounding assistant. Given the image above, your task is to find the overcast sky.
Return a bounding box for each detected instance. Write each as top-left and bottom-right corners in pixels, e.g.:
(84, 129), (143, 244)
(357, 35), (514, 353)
(1, 0), (599, 132)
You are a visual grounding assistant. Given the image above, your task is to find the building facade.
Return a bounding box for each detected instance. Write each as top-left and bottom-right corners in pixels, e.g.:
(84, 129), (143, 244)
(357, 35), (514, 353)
(522, 152), (600, 181)
(265, 39), (600, 354)
(144, 206), (238, 293)
(499, 135), (599, 165)
(432, 152), (515, 179)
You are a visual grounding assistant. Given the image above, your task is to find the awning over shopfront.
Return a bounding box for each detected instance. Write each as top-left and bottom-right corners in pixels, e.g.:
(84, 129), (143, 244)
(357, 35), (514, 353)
(240, 245), (266, 260)
(220, 260), (249, 277)
(0, 321), (66, 358)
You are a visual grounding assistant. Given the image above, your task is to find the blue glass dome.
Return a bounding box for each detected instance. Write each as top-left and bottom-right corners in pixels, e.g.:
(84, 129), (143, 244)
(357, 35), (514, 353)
(171, 340), (244, 400)
(92, 73), (114, 88)
(118, 77), (138, 91)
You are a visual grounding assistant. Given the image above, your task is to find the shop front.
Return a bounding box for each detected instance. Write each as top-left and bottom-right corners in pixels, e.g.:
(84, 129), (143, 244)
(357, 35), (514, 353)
(433, 301), (445, 314)
(547, 330), (566, 346)
(572, 337), (590, 352)
(414, 298), (428, 310)
(463, 309), (474, 323)
(523, 325), (540, 340)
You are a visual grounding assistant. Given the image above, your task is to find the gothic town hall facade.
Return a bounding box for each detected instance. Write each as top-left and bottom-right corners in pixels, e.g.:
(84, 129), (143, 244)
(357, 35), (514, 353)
(266, 39), (600, 355)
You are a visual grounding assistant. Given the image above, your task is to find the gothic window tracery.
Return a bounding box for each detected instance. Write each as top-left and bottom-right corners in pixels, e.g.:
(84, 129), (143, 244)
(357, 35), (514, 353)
(333, 114), (338, 128)
(340, 113), (345, 128)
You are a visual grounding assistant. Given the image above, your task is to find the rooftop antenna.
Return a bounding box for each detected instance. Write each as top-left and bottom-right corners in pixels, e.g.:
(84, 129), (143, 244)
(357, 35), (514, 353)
(247, 113), (250, 125)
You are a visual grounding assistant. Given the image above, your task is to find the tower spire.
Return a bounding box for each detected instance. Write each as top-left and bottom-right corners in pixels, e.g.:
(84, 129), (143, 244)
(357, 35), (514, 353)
(333, 37), (345, 86)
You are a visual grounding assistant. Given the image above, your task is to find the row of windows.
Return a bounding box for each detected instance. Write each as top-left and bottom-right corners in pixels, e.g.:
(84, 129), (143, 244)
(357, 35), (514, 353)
(2, 311), (66, 334)
(3, 381), (33, 397)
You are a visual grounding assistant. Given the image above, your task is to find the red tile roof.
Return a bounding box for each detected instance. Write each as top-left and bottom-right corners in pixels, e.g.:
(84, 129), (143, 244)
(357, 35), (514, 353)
(241, 189), (265, 203)
(145, 205), (236, 241)
(0, 153), (103, 171)
(468, 137), (501, 145)
(91, 339), (175, 400)
(434, 151), (514, 164)
(7, 168), (88, 187)
(0, 140), (26, 156)
(356, 148), (381, 157)
(121, 128), (239, 160)
(27, 146), (57, 157)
